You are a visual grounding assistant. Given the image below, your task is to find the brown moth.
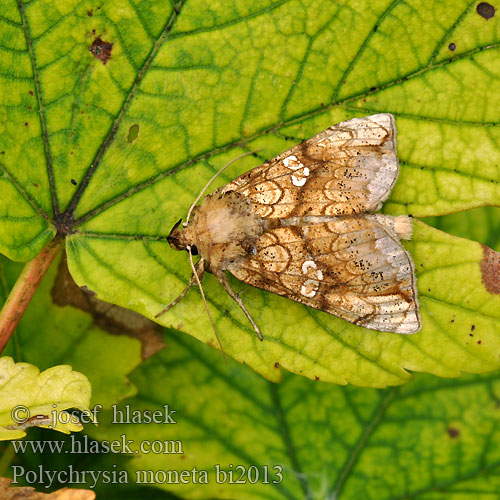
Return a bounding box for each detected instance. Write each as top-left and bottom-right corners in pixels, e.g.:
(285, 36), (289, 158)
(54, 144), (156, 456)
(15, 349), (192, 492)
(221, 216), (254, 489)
(159, 114), (421, 342)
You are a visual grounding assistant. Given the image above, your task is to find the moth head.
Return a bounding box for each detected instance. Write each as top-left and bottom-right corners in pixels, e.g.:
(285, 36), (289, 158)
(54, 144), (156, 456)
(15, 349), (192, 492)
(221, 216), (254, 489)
(167, 219), (199, 255)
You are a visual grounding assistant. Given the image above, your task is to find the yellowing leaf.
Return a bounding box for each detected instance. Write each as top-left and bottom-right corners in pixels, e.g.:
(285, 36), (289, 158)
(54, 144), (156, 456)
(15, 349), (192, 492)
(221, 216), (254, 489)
(0, 357), (91, 440)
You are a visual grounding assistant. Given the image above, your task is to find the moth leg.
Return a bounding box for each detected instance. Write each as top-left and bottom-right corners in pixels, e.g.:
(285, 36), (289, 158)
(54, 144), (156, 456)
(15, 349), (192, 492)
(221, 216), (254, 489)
(216, 272), (263, 341)
(155, 260), (205, 318)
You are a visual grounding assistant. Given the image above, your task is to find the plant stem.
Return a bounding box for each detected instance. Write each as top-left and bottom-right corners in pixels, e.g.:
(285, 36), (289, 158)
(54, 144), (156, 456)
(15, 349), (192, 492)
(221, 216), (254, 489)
(0, 239), (61, 354)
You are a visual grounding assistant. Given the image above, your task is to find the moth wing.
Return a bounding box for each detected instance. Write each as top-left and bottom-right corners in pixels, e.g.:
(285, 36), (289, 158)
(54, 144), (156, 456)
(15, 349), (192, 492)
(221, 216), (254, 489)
(222, 114), (399, 218)
(226, 215), (421, 334)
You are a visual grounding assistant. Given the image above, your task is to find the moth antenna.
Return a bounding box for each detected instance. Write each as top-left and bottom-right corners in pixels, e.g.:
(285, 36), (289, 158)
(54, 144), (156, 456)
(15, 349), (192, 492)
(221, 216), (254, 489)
(155, 274), (196, 318)
(187, 247), (227, 362)
(185, 150), (260, 227)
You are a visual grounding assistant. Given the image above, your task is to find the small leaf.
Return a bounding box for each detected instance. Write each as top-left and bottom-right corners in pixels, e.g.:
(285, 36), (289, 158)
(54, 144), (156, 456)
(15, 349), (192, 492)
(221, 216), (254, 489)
(0, 357), (91, 440)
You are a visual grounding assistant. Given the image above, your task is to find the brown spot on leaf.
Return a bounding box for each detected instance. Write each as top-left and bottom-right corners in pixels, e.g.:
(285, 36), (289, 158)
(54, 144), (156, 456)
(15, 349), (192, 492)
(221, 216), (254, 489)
(274, 362), (280, 368)
(89, 37), (113, 65)
(29, 90), (34, 96)
(476, 2), (496, 19)
(87, 8), (93, 16)
(52, 254), (164, 359)
(314, 376), (320, 380)
(448, 42), (456, 51)
(24, 122), (29, 126)
(480, 245), (500, 294)
(447, 427), (460, 438)
(478, 340), (482, 344)
(471, 324), (476, 331)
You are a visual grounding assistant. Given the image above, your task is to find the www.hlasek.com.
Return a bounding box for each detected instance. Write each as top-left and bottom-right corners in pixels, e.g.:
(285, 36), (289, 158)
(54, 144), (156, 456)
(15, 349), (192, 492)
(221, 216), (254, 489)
(11, 433), (184, 455)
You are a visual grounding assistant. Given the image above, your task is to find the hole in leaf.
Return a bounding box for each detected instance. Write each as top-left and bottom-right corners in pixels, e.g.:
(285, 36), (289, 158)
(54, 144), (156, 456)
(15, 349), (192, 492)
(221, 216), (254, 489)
(476, 2), (496, 19)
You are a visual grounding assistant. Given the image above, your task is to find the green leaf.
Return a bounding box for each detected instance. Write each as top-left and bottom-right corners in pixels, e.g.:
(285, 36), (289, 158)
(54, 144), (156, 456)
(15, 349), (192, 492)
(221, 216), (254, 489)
(90, 333), (500, 499)
(0, 357), (91, 440)
(1, 0), (499, 384)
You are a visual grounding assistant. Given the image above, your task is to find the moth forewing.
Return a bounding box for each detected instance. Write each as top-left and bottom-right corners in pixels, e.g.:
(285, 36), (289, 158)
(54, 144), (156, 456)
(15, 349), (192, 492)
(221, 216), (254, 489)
(163, 113), (421, 340)
(221, 113), (400, 218)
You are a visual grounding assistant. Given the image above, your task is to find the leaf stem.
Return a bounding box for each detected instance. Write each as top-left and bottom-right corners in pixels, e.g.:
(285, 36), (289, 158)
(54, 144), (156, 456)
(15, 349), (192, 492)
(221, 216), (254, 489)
(0, 239), (61, 354)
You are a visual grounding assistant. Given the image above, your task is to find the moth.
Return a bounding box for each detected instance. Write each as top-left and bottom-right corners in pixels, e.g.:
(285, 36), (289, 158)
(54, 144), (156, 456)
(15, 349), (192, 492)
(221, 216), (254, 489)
(158, 114), (421, 347)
